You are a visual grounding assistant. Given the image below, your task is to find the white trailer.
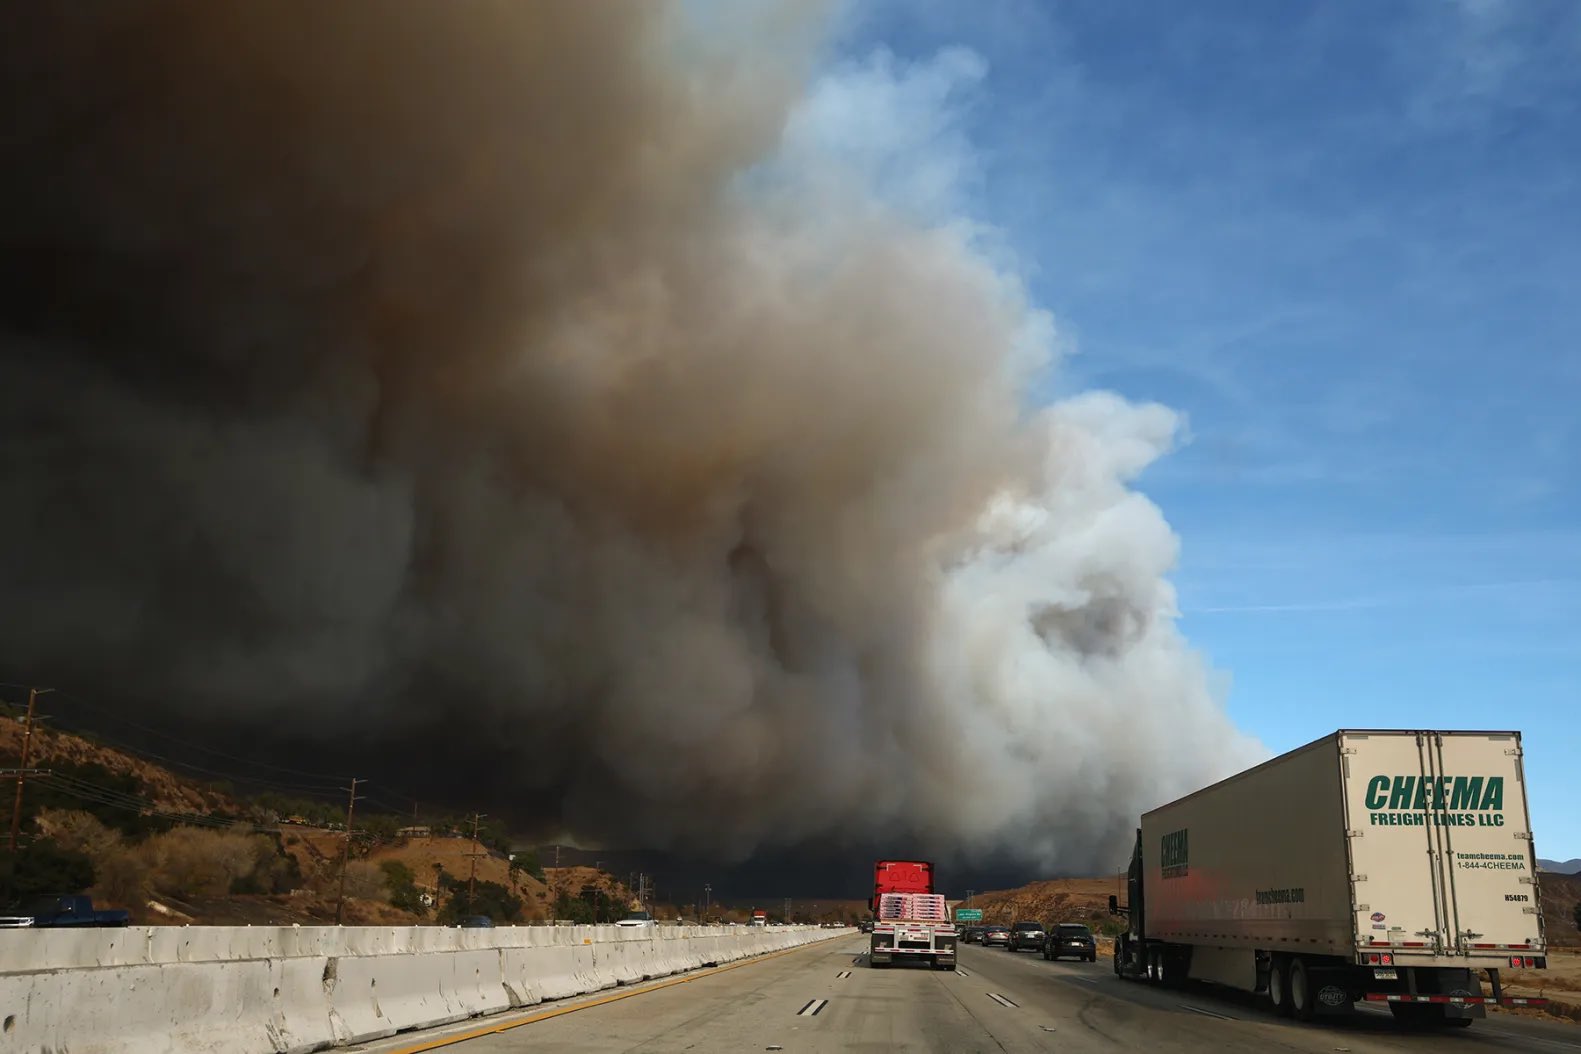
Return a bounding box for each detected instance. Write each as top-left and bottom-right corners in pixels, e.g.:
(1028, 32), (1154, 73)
(870, 893), (957, 970)
(1111, 730), (1549, 1027)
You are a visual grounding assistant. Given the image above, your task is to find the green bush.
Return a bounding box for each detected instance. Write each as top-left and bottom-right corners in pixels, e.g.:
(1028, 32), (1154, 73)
(0, 840), (96, 904)
(439, 877), (522, 924)
(380, 860), (427, 915)
(509, 850), (545, 883)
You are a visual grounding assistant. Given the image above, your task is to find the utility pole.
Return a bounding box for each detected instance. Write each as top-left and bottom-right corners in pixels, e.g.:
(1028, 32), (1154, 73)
(966, 889), (976, 907)
(466, 812), (485, 915)
(333, 778), (362, 925)
(9, 687), (53, 852)
(784, 897), (791, 923)
(703, 883), (711, 920)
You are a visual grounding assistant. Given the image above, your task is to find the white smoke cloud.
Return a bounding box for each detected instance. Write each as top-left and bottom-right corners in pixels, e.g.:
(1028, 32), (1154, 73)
(0, 2), (1261, 872)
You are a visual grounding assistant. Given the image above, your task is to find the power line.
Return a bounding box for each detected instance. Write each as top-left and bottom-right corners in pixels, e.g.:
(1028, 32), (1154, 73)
(46, 687), (356, 782)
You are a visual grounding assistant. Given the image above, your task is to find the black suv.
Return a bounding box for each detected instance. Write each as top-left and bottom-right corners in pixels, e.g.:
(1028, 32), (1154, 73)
(1006, 920), (1046, 952)
(1043, 923), (1096, 962)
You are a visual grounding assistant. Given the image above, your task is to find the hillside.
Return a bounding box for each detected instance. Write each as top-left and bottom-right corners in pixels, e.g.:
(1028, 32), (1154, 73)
(1541, 859), (1581, 876)
(2, 710), (561, 925)
(0, 714), (237, 816)
(964, 876), (1125, 932)
(1542, 872), (1581, 946)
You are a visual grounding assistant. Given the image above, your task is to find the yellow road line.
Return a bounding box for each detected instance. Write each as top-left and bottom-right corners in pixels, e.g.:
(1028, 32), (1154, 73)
(385, 934), (854, 1053)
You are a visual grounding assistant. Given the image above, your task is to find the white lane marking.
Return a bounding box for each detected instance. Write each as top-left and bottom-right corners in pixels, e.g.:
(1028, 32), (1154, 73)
(797, 998), (828, 1017)
(836, 970), (852, 979)
(987, 992), (1020, 1008)
(955, 968), (971, 977)
(1178, 1004), (1234, 1021)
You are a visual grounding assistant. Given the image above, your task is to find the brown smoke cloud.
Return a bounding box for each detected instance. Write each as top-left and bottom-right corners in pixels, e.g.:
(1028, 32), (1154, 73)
(0, 1), (1260, 870)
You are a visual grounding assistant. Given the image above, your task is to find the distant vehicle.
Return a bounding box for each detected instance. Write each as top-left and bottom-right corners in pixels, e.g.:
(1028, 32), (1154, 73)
(981, 925), (1010, 948)
(456, 915), (494, 928)
(750, 910), (767, 927)
(0, 894), (130, 929)
(1044, 923), (1096, 962)
(615, 910), (656, 928)
(1006, 920), (1045, 952)
(858, 919), (874, 934)
(962, 925), (985, 944)
(868, 859), (956, 970)
(1111, 729), (1549, 1028)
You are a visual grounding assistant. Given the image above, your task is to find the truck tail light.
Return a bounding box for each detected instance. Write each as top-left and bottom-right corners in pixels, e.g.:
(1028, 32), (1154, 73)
(1509, 955), (1536, 968)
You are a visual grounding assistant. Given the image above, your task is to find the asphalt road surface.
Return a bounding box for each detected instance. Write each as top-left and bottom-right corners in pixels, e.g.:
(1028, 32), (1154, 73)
(360, 935), (1581, 1053)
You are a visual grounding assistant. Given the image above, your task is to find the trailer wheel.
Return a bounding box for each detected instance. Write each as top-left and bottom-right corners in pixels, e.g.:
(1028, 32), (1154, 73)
(1268, 956), (1293, 1017)
(1288, 957), (1316, 1022)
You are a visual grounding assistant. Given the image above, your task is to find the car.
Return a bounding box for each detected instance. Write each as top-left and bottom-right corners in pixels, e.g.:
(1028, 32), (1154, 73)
(615, 910), (656, 928)
(962, 925), (985, 944)
(1043, 922), (1097, 962)
(859, 919), (874, 934)
(981, 925), (1011, 948)
(1006, 920), (1045, 952)
(456, 915), (494, 928)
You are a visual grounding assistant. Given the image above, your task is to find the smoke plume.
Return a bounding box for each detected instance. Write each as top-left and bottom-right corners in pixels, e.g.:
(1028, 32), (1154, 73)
(0, 2), (1260, 871)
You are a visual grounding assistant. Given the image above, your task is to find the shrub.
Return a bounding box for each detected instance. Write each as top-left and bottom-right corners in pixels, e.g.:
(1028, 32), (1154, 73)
(145, 827), (277, 898)
(34, 809), (123, 860)
(342, 860), (389, 902)
(92, 845), (151, 908)
(0, 840), (95, 903)
(380, 860), (426, 915)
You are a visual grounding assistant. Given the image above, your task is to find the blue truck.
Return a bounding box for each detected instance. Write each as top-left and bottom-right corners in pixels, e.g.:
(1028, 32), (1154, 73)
(0, 894), (130, 928)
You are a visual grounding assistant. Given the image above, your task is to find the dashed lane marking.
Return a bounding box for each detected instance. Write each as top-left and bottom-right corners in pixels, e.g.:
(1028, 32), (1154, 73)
(987, 992), (1020, 1009)
(797, 998), (829, 1017)
(1179, 1004), (1234, 1021)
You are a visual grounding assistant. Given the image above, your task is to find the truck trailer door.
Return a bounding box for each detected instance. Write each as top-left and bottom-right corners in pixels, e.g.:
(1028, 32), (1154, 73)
(1343, 732), (1457, 954)
(1426, 732), (1544, 956)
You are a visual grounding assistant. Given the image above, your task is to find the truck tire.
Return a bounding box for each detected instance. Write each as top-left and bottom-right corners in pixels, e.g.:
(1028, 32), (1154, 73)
(1268, 957), (1293, 1017)
(1288, 957), (1316, 1022)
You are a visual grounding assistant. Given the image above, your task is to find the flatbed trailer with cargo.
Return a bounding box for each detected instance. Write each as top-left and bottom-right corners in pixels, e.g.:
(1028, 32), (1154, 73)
(1110, 730), (1549, 1027)
(868, 859), (957, 970)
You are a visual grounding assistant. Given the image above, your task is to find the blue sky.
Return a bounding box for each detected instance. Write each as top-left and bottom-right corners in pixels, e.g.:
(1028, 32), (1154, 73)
(826, 0), (1580, 857)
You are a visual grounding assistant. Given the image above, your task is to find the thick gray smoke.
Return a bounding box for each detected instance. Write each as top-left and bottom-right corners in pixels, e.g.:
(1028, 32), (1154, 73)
(0, 2), (1261, 871)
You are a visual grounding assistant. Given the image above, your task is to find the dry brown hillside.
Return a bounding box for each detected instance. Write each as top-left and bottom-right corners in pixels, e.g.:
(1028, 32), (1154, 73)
(0, 716), (236, 815)
(967, 877), (1125, 930)
(1541, 872), (1581, 947)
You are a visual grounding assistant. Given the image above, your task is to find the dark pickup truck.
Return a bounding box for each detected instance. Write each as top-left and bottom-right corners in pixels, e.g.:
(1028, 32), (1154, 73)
(0, 894), (131, 928)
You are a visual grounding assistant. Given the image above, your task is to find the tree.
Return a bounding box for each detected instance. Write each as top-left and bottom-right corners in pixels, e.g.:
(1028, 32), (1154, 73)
(508, 850), (545, 884)
(1573, 899), (1580, 932)
(438, 876), (522, 924)
(0, 840), (95, 903)
(380, 860), (427, 916)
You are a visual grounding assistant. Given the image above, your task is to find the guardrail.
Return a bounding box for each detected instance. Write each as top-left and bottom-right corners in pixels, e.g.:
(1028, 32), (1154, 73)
(0, 923), (851, 1053)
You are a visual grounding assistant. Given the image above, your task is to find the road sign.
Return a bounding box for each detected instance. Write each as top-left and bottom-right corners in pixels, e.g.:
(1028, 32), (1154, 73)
(955, 908), (982, 922)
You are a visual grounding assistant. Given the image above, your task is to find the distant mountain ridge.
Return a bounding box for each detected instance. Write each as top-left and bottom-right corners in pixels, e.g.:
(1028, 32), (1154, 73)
(1538, 858), (1581, 874)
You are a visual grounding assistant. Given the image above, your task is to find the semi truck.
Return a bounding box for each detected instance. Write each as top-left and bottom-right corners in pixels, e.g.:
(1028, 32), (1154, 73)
(1110, 730), (1549, 1027)
(868, 859), (957, 970)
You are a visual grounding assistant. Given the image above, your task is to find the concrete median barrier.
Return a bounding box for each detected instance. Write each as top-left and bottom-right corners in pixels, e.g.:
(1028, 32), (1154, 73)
(0, 924), (851, 1053)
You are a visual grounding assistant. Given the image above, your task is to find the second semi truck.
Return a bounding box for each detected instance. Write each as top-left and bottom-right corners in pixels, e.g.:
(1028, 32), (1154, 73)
(1111, 729), (1549, 1027)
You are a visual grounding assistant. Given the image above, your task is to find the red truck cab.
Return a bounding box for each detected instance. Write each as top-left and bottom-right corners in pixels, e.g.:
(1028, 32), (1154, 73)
(870, 859), (933, 910)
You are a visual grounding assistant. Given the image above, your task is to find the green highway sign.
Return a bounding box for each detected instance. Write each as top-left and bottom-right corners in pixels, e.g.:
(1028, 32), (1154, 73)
(955, 908), (982, 922)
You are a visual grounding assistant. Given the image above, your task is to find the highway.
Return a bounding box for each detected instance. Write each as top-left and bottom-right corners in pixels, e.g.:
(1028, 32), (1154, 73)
(359, 934), (1581, 1054)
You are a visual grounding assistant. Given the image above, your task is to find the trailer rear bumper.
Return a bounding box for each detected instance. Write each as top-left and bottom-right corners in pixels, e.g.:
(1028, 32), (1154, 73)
(1363, 993), (1548, 1008)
